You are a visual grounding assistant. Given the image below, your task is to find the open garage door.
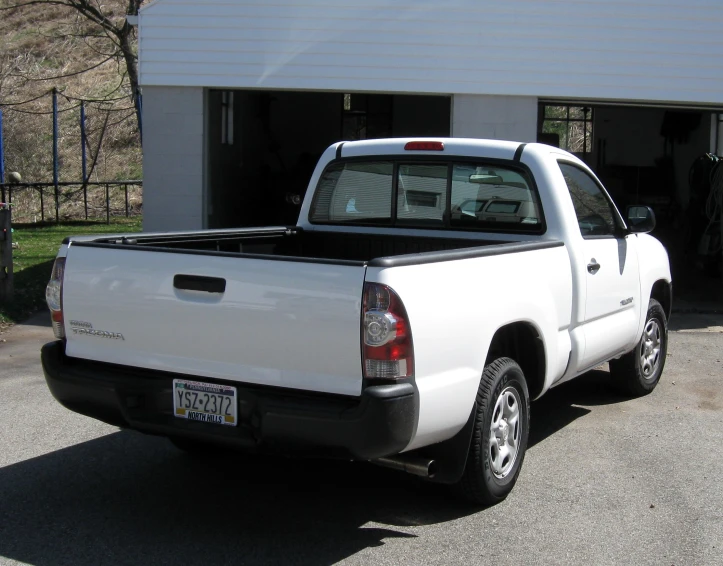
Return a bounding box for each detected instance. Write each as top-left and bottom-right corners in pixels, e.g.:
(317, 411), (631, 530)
(206, 90), (450, 229)
(538, 101), (722, 302)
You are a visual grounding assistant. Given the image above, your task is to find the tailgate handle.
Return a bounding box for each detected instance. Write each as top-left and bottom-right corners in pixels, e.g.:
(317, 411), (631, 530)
(174, 274), (226, 294)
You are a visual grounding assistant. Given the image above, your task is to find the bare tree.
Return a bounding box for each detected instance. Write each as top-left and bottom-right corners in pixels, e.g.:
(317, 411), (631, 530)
(0, 0), (144, 128)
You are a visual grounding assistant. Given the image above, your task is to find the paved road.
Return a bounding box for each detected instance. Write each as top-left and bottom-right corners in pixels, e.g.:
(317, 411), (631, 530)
(1, 312), (722, 566)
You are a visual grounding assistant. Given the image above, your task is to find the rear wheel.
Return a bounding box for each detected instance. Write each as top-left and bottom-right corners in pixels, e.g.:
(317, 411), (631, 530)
(455, 357), (530, 505)
(609, 299), (667, 397)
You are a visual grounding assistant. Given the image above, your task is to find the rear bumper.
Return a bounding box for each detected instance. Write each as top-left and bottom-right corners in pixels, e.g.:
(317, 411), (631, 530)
(41, 341), (417, 460)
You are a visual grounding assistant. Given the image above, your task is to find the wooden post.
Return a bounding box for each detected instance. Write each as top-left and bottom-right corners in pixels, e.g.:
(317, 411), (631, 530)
(0, 204), (13, 303)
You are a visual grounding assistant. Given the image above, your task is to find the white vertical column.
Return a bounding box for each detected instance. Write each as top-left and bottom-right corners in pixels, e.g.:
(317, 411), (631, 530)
(142, 86), (205, 232)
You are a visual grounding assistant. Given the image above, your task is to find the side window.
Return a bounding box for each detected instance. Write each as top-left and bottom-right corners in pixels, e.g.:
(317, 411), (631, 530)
(558, 163), (618, 237)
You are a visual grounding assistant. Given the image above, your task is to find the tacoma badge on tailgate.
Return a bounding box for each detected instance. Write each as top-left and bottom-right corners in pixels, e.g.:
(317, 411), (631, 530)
(69, 320), (124, 340)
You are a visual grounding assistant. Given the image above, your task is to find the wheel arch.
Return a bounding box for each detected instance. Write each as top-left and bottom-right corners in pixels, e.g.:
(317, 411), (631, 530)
(485, 321), (546, 401)
(649, 279), (672, 322)
(410, 320), (546, 485)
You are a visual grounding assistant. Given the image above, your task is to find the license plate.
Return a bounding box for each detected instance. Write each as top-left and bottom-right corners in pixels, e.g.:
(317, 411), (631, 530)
(173, 379), (237, 427)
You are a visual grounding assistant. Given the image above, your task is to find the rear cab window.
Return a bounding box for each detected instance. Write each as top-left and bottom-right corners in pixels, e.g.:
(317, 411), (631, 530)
(312, 162), (394, 224)
(310, 159), (544, 233)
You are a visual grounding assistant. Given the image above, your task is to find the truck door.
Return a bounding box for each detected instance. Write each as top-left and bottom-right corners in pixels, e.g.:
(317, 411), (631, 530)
(558, 162), (642, 370)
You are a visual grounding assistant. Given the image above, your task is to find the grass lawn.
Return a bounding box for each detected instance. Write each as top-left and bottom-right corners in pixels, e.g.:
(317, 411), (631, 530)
(0, 218), (142, 330)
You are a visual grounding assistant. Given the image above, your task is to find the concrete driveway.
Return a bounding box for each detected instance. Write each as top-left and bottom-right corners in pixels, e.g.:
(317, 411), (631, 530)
(0, 311), (721, 566)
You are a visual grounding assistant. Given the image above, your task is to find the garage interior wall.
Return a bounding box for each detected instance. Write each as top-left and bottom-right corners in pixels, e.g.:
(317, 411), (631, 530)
(206, 90), (344, 229)
(592, 107), (711, 211)
(206, 90), (451, 229)
(540, 103), (720, 293)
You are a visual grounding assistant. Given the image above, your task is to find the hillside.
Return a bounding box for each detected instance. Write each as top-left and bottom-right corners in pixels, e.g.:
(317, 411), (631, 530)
(0, 0), (143, 189)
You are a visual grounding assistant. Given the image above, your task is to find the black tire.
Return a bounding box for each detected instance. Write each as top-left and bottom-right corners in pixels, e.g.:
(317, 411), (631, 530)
(455, 357), (530, 505)
(609, 299), (668, 397)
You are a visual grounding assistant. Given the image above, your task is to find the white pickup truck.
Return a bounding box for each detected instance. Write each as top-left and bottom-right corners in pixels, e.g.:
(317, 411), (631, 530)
(41, 138), (672, 504)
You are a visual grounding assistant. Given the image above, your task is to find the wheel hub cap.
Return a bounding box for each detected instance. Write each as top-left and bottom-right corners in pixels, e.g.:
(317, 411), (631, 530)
(639, 319), (662, 379)
(489, 387), (522, 479)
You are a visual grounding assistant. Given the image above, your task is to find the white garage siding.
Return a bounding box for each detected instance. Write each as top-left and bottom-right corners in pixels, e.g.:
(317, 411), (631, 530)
(139, 0), (723, 106)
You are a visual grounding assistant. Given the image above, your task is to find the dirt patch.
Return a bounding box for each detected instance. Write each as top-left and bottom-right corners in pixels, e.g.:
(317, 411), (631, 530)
(692, 384), (723, 411)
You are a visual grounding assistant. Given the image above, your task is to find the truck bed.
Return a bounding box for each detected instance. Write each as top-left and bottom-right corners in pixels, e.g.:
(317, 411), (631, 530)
(71, 227), (507, 264)
(60, 226), (562, 396)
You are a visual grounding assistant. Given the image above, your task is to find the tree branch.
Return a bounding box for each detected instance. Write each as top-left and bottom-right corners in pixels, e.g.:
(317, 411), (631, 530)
(1, 0), (120, 35)
(8, 54), (114, 81)
(1, 0), (146, 130)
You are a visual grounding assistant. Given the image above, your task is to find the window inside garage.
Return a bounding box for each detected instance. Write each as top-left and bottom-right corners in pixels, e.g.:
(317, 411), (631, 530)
(541, 105), (593, 157)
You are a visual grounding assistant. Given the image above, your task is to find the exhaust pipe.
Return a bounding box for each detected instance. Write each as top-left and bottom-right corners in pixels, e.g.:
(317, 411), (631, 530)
(373, 455), (437, 478)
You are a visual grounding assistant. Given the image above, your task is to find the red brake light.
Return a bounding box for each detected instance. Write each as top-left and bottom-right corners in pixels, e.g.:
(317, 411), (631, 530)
(404, 141), (445, 151)
(362, 283), (414, 379)
(46, 257), (66, 339)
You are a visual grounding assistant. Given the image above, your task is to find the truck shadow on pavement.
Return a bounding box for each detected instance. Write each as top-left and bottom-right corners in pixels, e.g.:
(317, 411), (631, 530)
(0, 369), (627, 566)
(0, 430), (467, 566)
(529, 368), (624, 449)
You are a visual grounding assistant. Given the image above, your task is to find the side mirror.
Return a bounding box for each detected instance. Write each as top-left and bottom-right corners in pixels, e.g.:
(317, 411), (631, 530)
(626, 205), (656, 234)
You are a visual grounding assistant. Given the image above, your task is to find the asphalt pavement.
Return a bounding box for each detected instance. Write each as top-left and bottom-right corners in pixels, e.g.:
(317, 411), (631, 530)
(0, 311), (721, 566)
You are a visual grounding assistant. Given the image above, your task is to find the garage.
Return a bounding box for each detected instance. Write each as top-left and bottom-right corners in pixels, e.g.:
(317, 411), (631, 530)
(538, 102), (722, 295)
(136, 0), (723, 298)
(205, 90), (451, 228)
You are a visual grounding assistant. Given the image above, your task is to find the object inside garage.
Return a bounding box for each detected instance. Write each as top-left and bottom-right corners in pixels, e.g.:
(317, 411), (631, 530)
(206, 90), (450, 229)
(539, 103), (723, 299)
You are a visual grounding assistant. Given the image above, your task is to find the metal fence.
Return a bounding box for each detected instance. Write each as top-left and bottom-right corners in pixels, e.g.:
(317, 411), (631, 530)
(0, 181), (142, 223)
(0, 88), (142, 222)
(0, 204), (12, 303)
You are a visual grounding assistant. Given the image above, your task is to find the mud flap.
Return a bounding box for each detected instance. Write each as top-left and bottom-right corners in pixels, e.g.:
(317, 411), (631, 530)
(414, 402), (477, 484)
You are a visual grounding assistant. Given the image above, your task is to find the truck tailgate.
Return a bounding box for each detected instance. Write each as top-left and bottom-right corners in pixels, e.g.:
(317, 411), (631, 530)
(61, 244), (367, 396)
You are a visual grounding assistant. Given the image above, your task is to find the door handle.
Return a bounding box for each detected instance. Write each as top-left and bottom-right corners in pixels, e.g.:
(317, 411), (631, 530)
(174, 274), (226, 294)
(587, 259), (601, 274)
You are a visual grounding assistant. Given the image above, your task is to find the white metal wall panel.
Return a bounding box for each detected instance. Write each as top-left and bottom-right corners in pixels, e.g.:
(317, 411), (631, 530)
(139, 0), (723, 105)
(141, 86), (205, 232)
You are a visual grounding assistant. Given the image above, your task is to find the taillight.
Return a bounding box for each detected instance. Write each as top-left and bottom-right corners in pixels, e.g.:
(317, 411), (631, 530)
(45, 257), (66, 339)
(362, 283), (414, 380)
(404, 141), (444, 151)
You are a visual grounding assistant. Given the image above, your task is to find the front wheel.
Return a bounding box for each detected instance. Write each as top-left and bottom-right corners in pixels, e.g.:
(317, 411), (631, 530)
(609, 298), (668, 397)
(454, 357), (530, 505)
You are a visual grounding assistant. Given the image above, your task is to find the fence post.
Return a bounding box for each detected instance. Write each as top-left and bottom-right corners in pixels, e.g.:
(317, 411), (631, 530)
(136, 88), (143, 145)
(105, 183), (110, 224)
(0, 204), (13, 304)
(52, 88), (59, 222)
(0, 108), (5, 205)
(39, 185), (45, 223)
(0, 108), (5, 187)
(80, 101), (88, 219)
